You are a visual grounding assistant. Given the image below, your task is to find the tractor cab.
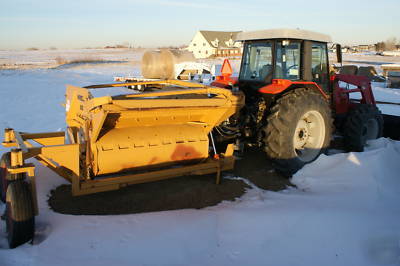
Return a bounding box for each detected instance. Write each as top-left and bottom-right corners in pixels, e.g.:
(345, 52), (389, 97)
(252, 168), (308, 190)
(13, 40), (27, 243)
(235, 29), (332, 96)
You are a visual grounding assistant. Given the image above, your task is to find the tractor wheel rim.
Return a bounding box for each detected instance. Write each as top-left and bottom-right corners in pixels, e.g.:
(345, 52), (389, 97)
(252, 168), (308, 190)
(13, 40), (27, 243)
(293, 110), (326, 162)
(364, 118), (379, 140)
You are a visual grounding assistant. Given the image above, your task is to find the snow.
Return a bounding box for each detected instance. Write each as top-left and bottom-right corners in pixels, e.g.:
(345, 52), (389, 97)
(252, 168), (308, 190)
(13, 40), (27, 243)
(383, 51), (400, 57)
(339, 53), (400, 69)
(1, 51), (400, 266)
(372, 86), (400, 116)
(0, 48), (143, 69)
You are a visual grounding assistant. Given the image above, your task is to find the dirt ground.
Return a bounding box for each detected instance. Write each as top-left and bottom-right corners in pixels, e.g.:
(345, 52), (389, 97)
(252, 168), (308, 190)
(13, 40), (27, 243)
(48, 148), (293, 215)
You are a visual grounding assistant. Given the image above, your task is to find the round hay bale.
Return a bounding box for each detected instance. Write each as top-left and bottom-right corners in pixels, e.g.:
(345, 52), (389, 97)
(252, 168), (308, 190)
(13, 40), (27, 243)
(141, 49), (195, 79)
(141, 50), (163, 79)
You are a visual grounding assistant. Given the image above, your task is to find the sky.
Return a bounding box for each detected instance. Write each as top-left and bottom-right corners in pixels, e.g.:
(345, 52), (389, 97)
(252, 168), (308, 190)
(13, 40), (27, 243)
(0, 0), (399, 50)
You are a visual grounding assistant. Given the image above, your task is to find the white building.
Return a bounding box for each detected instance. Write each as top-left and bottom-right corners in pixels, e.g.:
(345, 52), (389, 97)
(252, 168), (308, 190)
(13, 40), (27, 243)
(187, 31), (242, 59)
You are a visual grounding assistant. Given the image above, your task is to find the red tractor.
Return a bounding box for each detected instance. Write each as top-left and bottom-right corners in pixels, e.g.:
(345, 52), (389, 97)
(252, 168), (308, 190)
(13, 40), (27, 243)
(211, 29), (383, 176)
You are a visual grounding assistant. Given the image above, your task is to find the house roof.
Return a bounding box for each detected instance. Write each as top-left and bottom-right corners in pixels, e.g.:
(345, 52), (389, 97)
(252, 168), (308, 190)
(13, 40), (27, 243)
(199, 31), (242, 48)
(235, 29), (332, 43)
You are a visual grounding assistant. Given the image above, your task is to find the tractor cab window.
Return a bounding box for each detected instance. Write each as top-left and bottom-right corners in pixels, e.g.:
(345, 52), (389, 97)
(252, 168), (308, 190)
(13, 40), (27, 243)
(311, 42), (329, 91)
(239, 41), (273, 82)
(275, 41), (301, 80)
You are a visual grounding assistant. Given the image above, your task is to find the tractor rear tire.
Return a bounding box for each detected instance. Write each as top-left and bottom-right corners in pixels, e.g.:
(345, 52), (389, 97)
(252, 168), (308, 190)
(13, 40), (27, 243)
(264, 88), (332, 176)
(5, 180), (35, 249)
(343, 104), (383, 152)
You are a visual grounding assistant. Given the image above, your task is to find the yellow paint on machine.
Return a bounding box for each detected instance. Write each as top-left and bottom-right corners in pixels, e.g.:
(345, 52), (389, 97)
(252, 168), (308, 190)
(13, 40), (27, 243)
(2, 80), (244, 201)
(94, 125), (209, 175)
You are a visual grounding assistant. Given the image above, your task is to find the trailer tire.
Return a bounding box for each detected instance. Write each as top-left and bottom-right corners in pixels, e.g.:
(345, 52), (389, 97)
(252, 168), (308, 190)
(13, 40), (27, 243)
(264, 88), (332, 177)
(343, 104), (383, 152)
(5, 180), (35, 249)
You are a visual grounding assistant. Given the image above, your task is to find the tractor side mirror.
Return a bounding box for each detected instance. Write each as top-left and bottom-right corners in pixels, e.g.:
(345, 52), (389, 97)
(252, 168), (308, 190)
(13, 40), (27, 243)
(336, 44), (342, 64)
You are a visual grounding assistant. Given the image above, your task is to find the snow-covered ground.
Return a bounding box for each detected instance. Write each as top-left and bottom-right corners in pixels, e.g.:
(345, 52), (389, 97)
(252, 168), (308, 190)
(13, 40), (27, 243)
(373, 86), (400, 116)
(0, 51), (400, 266)
(341, 52), (400, 69)
(0, 48), (143, 69)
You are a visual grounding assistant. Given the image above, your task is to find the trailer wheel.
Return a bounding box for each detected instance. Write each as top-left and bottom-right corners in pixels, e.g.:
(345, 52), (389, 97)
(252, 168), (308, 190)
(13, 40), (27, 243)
(343, 104), (383, 152)
(5, 180), (35, 248)
(264, 88), (332, 176)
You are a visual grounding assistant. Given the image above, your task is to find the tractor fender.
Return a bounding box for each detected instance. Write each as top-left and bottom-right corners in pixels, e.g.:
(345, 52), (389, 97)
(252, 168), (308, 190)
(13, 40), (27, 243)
(258, 79), (328, 99)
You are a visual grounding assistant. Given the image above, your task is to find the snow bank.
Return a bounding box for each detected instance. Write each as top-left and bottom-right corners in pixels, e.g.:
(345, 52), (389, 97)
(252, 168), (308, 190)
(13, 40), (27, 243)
(290, 138), (400, 265)
(294, 138), (400, 202)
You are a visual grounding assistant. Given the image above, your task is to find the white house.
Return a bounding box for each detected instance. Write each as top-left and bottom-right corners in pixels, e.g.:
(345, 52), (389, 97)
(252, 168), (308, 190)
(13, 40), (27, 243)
(187, 31), (242, 59)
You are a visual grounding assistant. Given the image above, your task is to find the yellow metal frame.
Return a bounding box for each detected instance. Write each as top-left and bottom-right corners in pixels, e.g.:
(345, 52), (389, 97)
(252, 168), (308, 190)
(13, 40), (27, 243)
(2, 79), (244, 215)
(2, 128), (234, 196)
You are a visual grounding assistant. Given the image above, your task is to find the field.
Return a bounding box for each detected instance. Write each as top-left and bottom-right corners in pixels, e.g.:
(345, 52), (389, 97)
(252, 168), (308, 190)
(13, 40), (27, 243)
(0, 49), (400, 266)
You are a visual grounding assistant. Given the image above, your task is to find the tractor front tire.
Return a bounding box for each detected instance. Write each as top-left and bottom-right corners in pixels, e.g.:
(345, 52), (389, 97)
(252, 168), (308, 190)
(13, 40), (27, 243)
(264, 88), (332, 176)
(343, 104), (383, 152)
(5, 180), (35, 249)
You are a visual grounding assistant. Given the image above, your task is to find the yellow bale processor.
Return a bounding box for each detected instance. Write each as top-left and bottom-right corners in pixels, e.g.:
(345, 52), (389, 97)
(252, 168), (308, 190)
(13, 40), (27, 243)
(0, 79), (244, 248)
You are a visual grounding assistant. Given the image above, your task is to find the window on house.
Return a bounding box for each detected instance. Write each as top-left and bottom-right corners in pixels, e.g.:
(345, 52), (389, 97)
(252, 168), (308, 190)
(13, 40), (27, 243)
(203, 43), (206, 46)
(193, 43), (196, 47)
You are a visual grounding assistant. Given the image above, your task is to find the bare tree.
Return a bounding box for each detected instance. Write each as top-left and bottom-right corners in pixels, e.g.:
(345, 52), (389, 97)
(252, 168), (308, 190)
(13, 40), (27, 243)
(375, 42), (385, 52)
(385, 37), (397, 51)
